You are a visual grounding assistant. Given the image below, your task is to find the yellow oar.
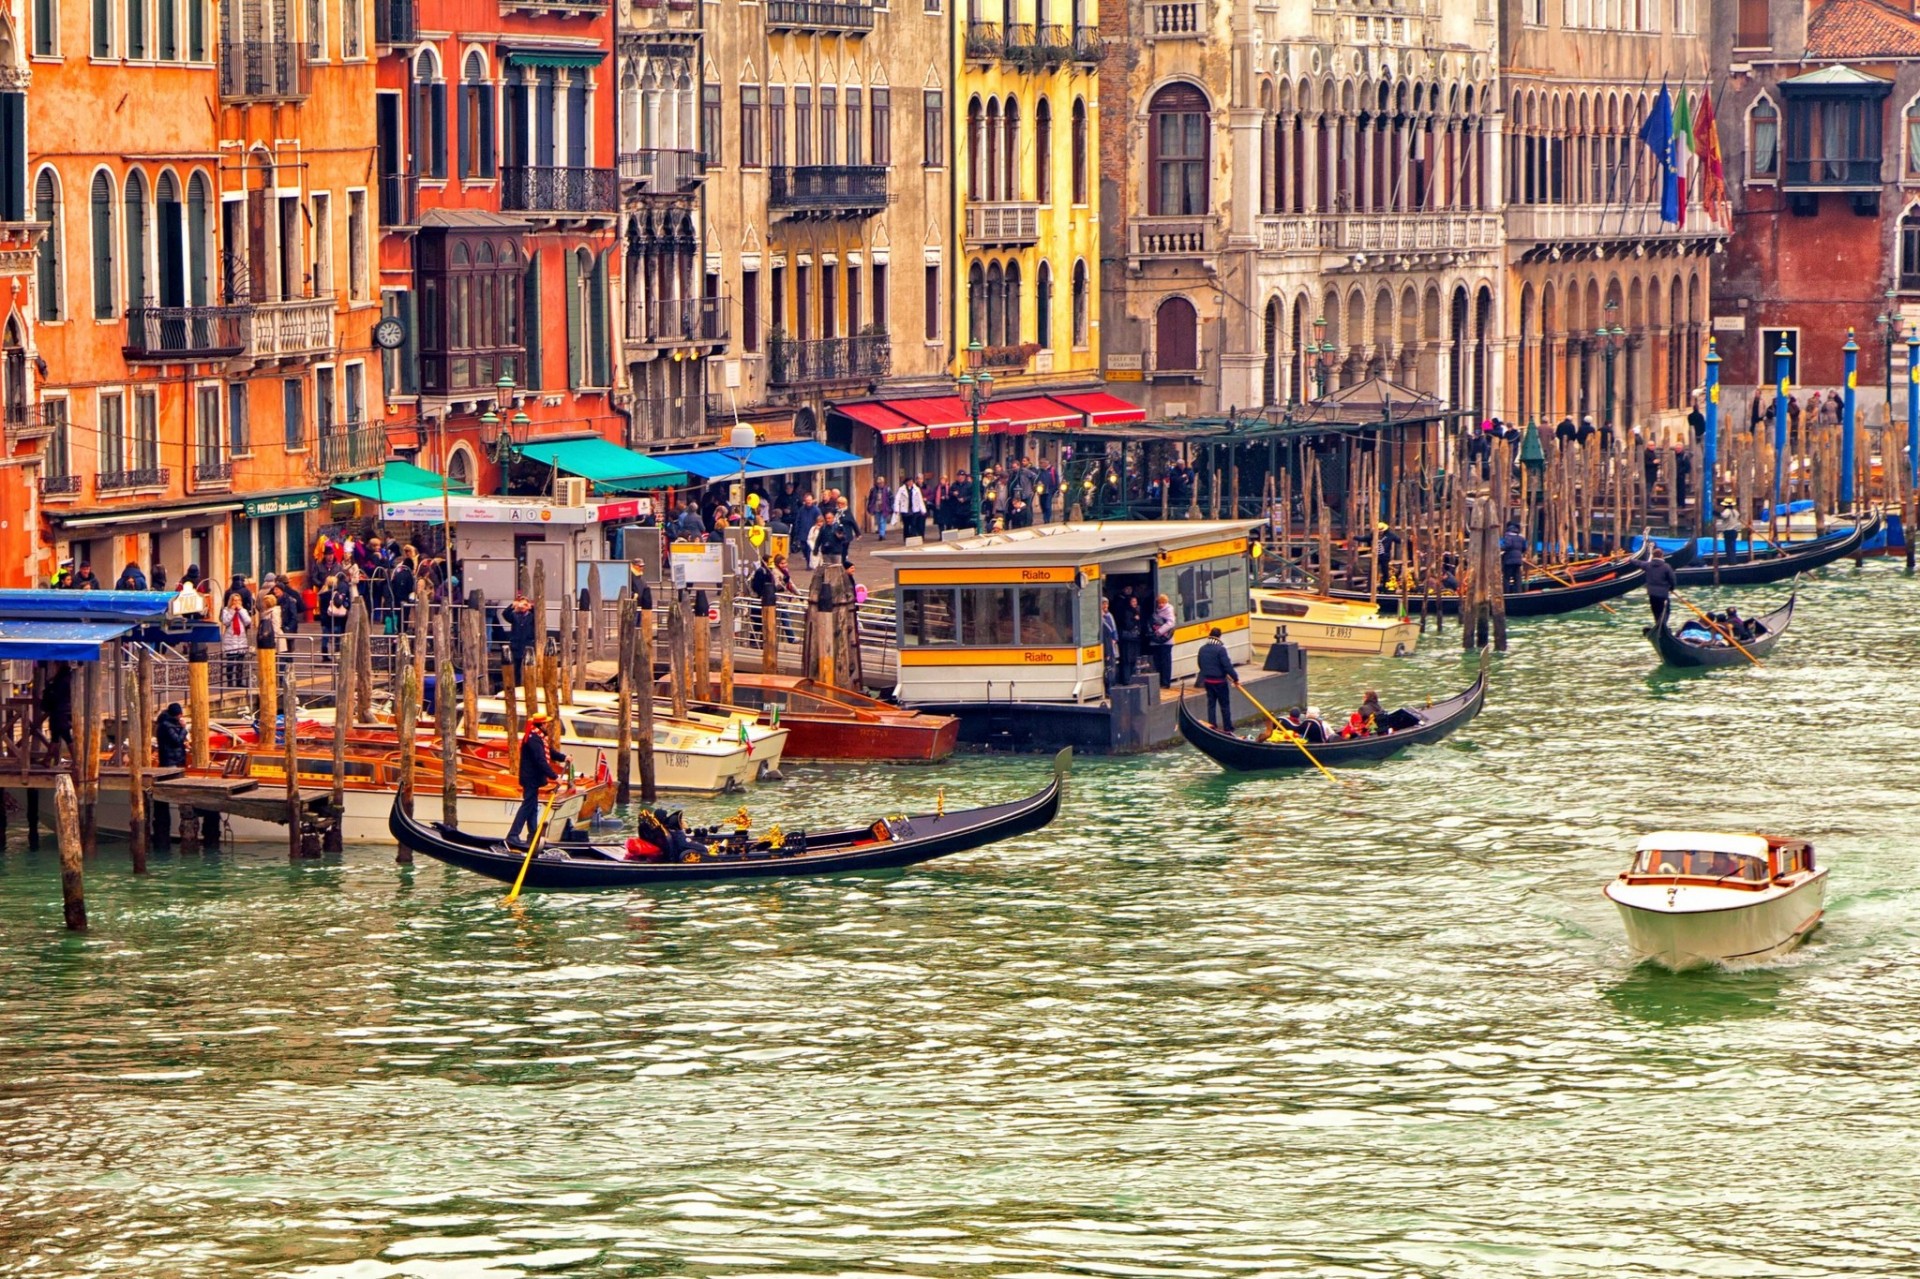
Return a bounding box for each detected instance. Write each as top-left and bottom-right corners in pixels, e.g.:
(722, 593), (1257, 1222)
(504, 787), (563, 904)
(1236, 683), (1349, 787)
(1671, 592), (1762, 667)
(1523, 557), (1619, 615)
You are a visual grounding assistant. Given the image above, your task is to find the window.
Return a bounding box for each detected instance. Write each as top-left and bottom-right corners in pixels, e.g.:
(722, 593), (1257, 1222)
(795, 262), (811, 339)
(1173, 556), (1247, 626)
(1784, 92), (1885, 186)
(771, 264), (784, 337)
(195, 383), (221, 467)
(315, 366), (336, 454)
(89, 170), (114, 318)
(459, 53), (496, 179)
(122, 171), (147, 306)
(703, 84), (722, 167)
(823, 261), (839, 336)
(186, 0), (202, 58)
(422, 230), (524, 393)
(133, 388), (159, 468)
(742, 268), (760, 352)
(91, 0), (107, 56)
(1149, 83), (1209, 215)
(413, 50), (448, 181)
(845, 88), (862, 166)
(344, 361), (365, 431)
(871, 88), (890, 166)
(872, 261), (887, 331)
(566, 247), (589, 386)
(924, 90), (945, 167)
(347, 189), (368, 301)
(126, 0), (144, 57)
(924, 263), (939, 340)
(99, 390), (125, 473)
(1071, 96), (1087, 203)
(1759, 327), (1798, 386)
(1749, 97), (1778, 180)
(1904, 209), (1920, 290)
(1035, 98), (1052, 202)
(1908, 100), (1920, 180)
(589, 250), (611, 387)
(967, 97), (983, 199)
(795, 87), (813, 166)
(228, 379), (249, 452)
(311, 191), (333, 294)
(1036, 260), (1052, 347)
(741, 87), (762, 167)
(34, 170), (61, 321)
(769, 87), (787, 166)
(1522, 0), (1543, 21)
(282, 377), (304, 448)
(43, 398), (70, 477)
(34, 0), (56, 55)
(959, 587), (1015, 645)
(901, 587), (958, 646)
(158, 0), (175, 58)
(1156, 295), (1198, 370)
(1071, 258), (1087, 347)
(846, 263), (861, 333)
(522, 252), (541, 389)
(306, 0), (324, 60)
(343, 0), (362, 56)
(820, 88), (837, 165)
(1735, 0), (1768, 47)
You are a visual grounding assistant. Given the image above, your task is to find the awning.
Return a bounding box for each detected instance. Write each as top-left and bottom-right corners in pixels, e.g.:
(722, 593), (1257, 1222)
(513, 437), (688, 491)
(1054, 391), (1148, 425)
(0, 590), (221, 657)
(54, 500), (243, 529)
(502, 48), (606, 69)
(658, 441), (872, 482)
(0, 620), (143, 662)
(332, 461), (471, 505)
(992, 395), (1083, 433)
(834, 401), (918, 440)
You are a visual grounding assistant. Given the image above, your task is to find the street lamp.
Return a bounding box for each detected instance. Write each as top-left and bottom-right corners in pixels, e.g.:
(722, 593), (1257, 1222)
(1599, 299), (1622, 449)
(958, 338), (994, 533)
(1877, 288), (1900, 421)
(1311, 316), (1330, 399)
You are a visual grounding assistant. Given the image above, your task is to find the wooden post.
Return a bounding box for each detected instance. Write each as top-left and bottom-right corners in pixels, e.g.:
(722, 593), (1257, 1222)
(327, 612), (351, 853)
(762, 597), (780, 675)
(719, 569), (736, 705)
(80, 655), (103, 853)
(526, 561), (546, 713)
(462, 591), (484, 744)
(351, 599), (375, 723)
(668, 593), (689, 719)
(395, 662), (420, 858)
(691, 592), (712, 702)
(257, 643), (278, 758)
(410, 578), (432, 707)
(56, 773), (84, 932)
(542, 653), (562, 731)
(636, 591), (657, 804)
(615, 591), (635, 806)
(125, 660), (148, 875)
(437, 607), (458, 828)
(283, 653), (301, 862)
(559, 591), (575, 707)
(576, 577), (594, 688)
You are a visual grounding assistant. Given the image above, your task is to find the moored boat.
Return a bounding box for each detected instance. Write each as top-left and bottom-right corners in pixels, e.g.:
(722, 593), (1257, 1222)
(1647, 593), (1794, 668)
(578, 677), (960, 764)
(1177, 669), (1486, 771)
(1672, 515), (1879, 587)
(468, 697), (775, 794)
(1604, 831), (1827, 970)
(1326, 564), (1646, 617)
(1249, 590), (1420, 658)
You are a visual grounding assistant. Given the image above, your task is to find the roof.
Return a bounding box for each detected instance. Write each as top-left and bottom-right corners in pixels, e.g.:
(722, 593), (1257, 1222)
(514, 437), (688, 491)
(1805, 0), (1920, 59)
(1634, 831), (1771, 857)
(0, 589), (220, 658)
(656, 440), (869, 482)
(333, 460), (471, 505)
(416, 208), (529, 231)
(874, 520), (1259, 568)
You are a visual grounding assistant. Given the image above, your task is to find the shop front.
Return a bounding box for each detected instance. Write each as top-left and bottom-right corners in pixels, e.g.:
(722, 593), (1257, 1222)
(378, 493), (652, 609)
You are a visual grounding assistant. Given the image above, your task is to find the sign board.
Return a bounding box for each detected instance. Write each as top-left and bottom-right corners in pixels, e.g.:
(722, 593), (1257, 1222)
(1107, 354), (1143, 370)
(1711, 315), (1746, 333)
(245, 491), (322, 518)
(590, 497), (654, 523)
(669, 543), (727, 587)
(380, 497), (597, 525)
(1106, 368), (1145, 382)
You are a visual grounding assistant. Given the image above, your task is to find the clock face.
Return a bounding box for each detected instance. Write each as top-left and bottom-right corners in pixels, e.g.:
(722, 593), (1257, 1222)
(373, 317), (407, 350)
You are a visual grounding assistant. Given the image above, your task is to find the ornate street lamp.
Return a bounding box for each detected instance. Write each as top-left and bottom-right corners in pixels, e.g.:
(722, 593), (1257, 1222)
(958, 338), (994, 533)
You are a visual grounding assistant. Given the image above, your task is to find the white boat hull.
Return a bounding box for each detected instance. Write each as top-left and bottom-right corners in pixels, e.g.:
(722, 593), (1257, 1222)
(1605, 871), (1828, 970)
(1250, 614), (1420, 658)
(96, 787), (585, 847)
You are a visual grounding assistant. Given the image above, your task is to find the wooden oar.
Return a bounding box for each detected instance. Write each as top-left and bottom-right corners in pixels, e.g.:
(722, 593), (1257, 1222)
(1235, 684), (1350, 787)
(1523, 556), (1620, 615)
(504, 787), (563, 903)
(1670, 592), (1762, 667)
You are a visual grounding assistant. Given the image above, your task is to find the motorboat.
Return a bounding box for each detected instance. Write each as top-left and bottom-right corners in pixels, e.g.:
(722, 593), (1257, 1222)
(1249, 589), (1420, 658)
(1603, 831), (1828, 970)
(468, 697), (780, 795)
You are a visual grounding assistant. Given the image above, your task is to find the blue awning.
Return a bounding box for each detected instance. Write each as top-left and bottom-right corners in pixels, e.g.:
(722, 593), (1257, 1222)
(0, 589), (221, 657)
(0, 620), (144, 662)
(656, 441), (871, 483)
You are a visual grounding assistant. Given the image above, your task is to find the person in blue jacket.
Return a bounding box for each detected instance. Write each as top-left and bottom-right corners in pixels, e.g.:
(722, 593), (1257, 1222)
(1195, 627), (1240, 731)
(1499, 522), (1527, 594)
(506, 713), (563, 846)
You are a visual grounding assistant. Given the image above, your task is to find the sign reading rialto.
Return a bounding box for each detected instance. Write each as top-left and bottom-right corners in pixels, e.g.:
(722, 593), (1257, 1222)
(244, 492), (323, 518)
(379, 497), (599, 524)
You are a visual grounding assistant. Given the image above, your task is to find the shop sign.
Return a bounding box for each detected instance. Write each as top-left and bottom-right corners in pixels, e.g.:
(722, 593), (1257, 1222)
(245, 492), (323, 518)
(592, 498), (655, 523)
(380, 498), (597, 525)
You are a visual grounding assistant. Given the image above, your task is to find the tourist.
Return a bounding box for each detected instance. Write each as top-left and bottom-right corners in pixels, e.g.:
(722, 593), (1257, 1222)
(506, 712), (562, 847)
(1196, 626), (1239, 732)
(1688, 394), (1707, 442)
(1675, 446), (1693, 509)
(1354, 690), (1386, 735)
(219, 592), (253, 689)
(1116, 585), (1144, 685)
(1642, 546), (1676, 624)
(153, 702), (188, 847)
(794, 492), (820, 565)
(115, 563), (147, 591)
(321, 574), (350, 654)
(894, 474), (927, 541)
(1716, 500), (1742, 560)
(1100, 598), (1120, 689)
(502, 592), (537, 687)
(39, 663), (74, 764)
(227, 572), (255, 613)
(256, 587), (281, 655)
(70, 561), (100, 590)
(866, 475), (893, 540)
(1499, 522), (1526, 594)
(1555, 416), (1577, 447)
(1148, 594), (1175, 688)
(151, 564), (168, 592)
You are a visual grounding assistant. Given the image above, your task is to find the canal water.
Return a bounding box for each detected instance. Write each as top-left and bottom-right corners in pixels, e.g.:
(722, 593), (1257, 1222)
(4, 562), (1919, 1278)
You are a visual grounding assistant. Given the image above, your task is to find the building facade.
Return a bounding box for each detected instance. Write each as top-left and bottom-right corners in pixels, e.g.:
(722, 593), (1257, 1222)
(0, 1), (48, 586)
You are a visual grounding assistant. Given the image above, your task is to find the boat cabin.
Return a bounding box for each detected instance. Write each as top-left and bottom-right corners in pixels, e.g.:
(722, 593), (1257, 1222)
(876, 522), (1258, 705)
(1623, 831), (1816, 889)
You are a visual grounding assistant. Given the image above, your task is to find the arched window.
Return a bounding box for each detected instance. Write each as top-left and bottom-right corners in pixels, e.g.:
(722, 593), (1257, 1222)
(1070, 258), (1087, 347)
(1003, 97), (1019, 200)
(1034, 98), (1052, 203)
(154, 171), (183, 307)
(446, 444), (474, 490)
(124, 169), (148, 307)
(1904, 96), (1920, 180)
(460, 51), (496, 179)
(969, 260), (986, 345)
(1748, 95), (1778, 181)
(1155, 295), (1198, 371)
(985, 260), (1004, 346)
(985, 98), (1001, 200)
(89, 171), (115, 318)
(186, 171), (212, 306)
(967, 96), (984, 200)
(1070, 96), (1087, 203)
(1148, 82), (1209, 215)
(1901, 207), (1920, 291)
(1005, 259), (1021, 345)
(1035, 260), (1052, 347)
(34, 169), (62, 321)
(414, 48), (447, 180)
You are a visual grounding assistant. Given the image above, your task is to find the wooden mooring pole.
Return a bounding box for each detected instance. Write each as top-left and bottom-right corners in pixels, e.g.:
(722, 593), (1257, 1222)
(615, 592), (634, 807)
(125, 661), (148, 875)
(56, 773), (84, 932)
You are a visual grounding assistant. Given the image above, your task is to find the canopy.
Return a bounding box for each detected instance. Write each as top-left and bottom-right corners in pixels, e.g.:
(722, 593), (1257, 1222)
(660, 441), (871, 482)
(332, 461), (470, 505)
(0, 589), (220, 658)
(514, 437), (688, 491)
(1053, 391), (1147, 425)
(991, 395), (1082, 432)
(0, 620), (142, 662)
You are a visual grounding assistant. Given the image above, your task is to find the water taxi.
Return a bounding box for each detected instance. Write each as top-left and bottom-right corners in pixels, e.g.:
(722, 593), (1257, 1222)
(468, 697), (781, 795)
(1249, 590), (1420, 658)
(1604, 831), (1827, 970)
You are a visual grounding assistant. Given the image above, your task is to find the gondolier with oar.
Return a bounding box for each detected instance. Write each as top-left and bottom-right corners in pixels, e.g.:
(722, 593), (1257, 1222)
(507, 713), (566, 847)
(1196, 627), (1240, 732)
(1642, 547), (1676, 624)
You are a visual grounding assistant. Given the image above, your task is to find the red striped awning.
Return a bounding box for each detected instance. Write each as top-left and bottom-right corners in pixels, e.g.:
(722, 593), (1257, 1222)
(884, 395), (1013, 438)
(991, 395), (1082, 432)
(1053, 391), (1148, 424)
(834, 401), (923, 441)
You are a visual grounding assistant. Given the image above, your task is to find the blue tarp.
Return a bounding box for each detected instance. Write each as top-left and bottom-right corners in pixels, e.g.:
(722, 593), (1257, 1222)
(0, 590), (221, 656)
(0, 589), (183, 621)
(0, 620), (143, 662)
(657, 441), (870, 483)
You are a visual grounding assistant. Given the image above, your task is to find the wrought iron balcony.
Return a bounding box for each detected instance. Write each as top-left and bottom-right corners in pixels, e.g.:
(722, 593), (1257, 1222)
(244, 296), (336, 363)
(1003, 21), (1071, 68)
(1071, 22), (1105, 62)
(5, 401), (62, 443)
(317, 423), (387, 478)
(374, 0), (416, 45)
(501, 165), (618, 214)
(193, 458), (234, 489)
(620, 148), (706, 196)
(633, 295), (730, 346)
(965, 201), (1043, 247)
(379, 173), (417, 228)
(768, 165), (888, 218)
(630, 394), (707, 445)
(766, 0), (873, 30)
(966, 19), (1002, 60)
(39, 473), (82, 497)
(768, 334), (890, 387)
(219, 40), (312, 103)
(1782, 156), (1882, 189)
(124, 305), (251, 362)
(500, 0), (607, 15)
(97, 467), (171, 493)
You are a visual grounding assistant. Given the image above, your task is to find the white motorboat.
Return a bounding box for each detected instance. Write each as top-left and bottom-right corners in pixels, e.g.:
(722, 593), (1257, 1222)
(553, 688), (792, 778)
(1604, 830), (1828, 970)
(1249, 590), (1419, 658)
(469, 698), (777, 795)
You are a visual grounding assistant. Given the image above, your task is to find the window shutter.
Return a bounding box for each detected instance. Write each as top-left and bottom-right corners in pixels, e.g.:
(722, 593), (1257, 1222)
(589, 251), (610, 387)
(0, 95), (24, 223)
(458, 86), (471, 178)
(433, 83), (449, 178)
(563, 250), (581, 387)
(401, 289), (420, 394)
(522, 254), (542, 390)
(481, 85), (497, 177)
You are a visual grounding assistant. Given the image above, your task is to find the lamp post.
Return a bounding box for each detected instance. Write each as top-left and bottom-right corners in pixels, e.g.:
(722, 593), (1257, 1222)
(1841, 328), (1859, 511)
(1311, 316), (1330, 399)
(1702, 336), (1720, 533)
(957, 338), (994, 534)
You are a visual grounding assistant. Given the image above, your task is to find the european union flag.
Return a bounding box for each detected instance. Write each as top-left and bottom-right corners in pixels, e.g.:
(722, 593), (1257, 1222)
(1638, 83), (1680, 225)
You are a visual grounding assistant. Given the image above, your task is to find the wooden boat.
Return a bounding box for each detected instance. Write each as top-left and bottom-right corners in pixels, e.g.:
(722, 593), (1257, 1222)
(1604, 831), (1827, 970)
(1177, 670), (1486, 771)
(1647, 593), (1795, 668)
(1249, 590), (1420, 658)
(643, 674), (960, 763)
(1327, 564), (1647, 618)
(1673, 514), (1878, 587)
(467, 697), (777, 794)
(389, 749), (1071, 888)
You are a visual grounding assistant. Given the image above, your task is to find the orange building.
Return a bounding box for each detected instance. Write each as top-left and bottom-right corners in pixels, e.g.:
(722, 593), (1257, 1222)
(372, 0), (620, 500)
(0, 19), (46, 586)
(27, 0), (380, 588)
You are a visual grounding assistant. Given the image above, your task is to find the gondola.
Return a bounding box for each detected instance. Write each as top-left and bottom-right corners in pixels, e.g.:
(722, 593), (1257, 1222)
(388, 749), (1069, 888)
(1673, 515), (1879, 588)
(1327, 565), (1647, 617)
(1177, 671), (1487, 772)
(1647, 592), (1795, 668)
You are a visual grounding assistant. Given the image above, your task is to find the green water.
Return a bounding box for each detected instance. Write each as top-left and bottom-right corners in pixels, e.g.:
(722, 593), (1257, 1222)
(4, 563), (1919, 1278)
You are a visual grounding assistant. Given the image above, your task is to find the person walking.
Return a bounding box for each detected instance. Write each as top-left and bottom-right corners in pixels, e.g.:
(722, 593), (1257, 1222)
(894, 474), (927, 541)
(505, 712), (563, 846)
(1148, 593), (1175, 689)
(866, 476), (893, 540)
(1196, 626), (1240, 732)
(1642, 546), (1676, 624)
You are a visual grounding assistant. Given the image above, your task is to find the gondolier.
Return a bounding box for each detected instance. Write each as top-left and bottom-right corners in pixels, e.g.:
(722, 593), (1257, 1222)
(1196, 627), (1240, 732)
(507, 713), (563, 846)
(1642, 547), (1676, 623)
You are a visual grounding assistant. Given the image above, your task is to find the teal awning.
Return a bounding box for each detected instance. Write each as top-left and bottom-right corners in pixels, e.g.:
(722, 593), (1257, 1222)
(504, 49), (605, 69)
(332, 461), (471, 505)
(514, 437), (688, 491)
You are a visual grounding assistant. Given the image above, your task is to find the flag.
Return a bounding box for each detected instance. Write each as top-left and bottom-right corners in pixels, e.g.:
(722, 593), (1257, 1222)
(1638, 83), (1680, 225)
(738, 720), (753, 756)
(1694, 85), (1727, 222)
(1673, 88), (1693, 217)
(595, 748), (611, 786)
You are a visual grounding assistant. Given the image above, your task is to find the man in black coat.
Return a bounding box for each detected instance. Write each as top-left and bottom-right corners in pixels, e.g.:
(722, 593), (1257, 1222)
(506, 713), (563, 846)
(1642, 547), (1677, 624)
(1195, 626), (1240, 731)
(1115, 586), (1144, 685)
(501, 593), (537, 687)
(153, 702), (189, 847)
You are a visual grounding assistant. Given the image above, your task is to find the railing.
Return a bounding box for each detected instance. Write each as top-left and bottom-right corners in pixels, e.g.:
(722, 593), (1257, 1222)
(379, 172), (416, 228)
(1071, 22), (1104, 61)
(768, 334), (891, 386)
(619, 148), (706, 196)
(500, 165), (618, 214)
(965, 19), (1002, 59)
(964, 201), (1043, 247)
(1504, 203), (1722, 243)
(218, 40), (312, 102)
(374, 0), (415, 45)
(245, 296), (336, 362)
(1004, 21), (1070, 66)
(636, 295), (730, 345)
(193, 458), (234, 489)
(767, 165), (888, 215)
(500, 0), (608, 12)
(5, 401), (62, 443)
(1783, 157), (1882, 188)
(730, 593), (898, 689)
(97, 467), (170, 493)
(124, 305), (251, 361)
(1002, 21), (1036, 50)
(766, 0), (874, 29)
(317, 423), (387, 478)
(630, 395), (707, 445)
(39, 473), (82, 497)
(1149, 1), (1200, 35)
(1128, 216), (1215, 257)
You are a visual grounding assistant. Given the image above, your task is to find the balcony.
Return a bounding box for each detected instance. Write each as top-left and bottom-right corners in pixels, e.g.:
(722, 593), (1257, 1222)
(97, 467), (171, 494)
(1782, 156), (1882, 190)
(633, 295), (730, 347)
(501, 165), (618, 216)
(768, 165), (888, 218)
(1504, 203), (1723, 246)
(500, 0), (606, 15)
(193, 458), (234, 491)
(979, 342), (1037, 371)
(379, 173), (417, 229)
(124, 305), (251, 362)
(620, 148), (706, 197)
(1004, 22), (1071, 69)
(5, 401), (62, 444)
(218, 40), (312, 103)
(965, 20), (1002, 60)
(766, 0), (873, 31)
(374, 0), (415, 45)
(768, 334), (890, 387)
(1128, 216), (1215, 259)
(39, 473), (82, 498)
(1149, 1), (1200, 36)
(1071, 23), (1104, 63)
(965, 201), (1043, 247)
(631, 395), (707, 445)
(244, 295), (336, 364)
(317, 423), (387, 478)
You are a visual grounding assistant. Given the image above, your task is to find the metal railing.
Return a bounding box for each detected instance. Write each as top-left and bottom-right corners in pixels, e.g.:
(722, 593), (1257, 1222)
(5, 401), (63, 443)
(635, 295), (729, 345)
(245, 296), (336, 362)
(124, 305), (251, 361)
(619, 148), (706, 195)
(218, 40), (312, 102)
(1071, 22), (1104, 61)
(766, 0), (874, 29)
(965, 19), (1002, 59)
(769, 334), (890, 386)
(1782, 157), (1881, 188)
(193, 458), (233, 488)
(374, 0), (415, 44)
(964, 201), (1042, 246)
(728, 593), (899, 688)
(317, 424), (386, 478)
(501, 165), (618, 214)
(630, 395), (707, 444)
(767, 165), (888, 214)
(97, 466), (170, 493)
(39, 473), (82, 497)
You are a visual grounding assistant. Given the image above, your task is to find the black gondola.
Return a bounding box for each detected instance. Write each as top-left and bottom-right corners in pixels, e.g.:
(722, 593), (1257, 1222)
(1674, 515), (1879, 587)
(1177, 672), (1487, 772)
(1326, 565), (1647, 617)
(388, 750), (1069, 888)
(1647, 593), (1795, 668)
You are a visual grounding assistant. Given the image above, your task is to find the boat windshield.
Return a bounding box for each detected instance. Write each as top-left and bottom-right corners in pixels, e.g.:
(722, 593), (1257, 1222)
(1632, 848), (1769, 881)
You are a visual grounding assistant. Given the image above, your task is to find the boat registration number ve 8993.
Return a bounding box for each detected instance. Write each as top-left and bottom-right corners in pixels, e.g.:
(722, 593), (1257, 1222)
(663, 752), (690, 768)
(1328, 626), (1353, 639)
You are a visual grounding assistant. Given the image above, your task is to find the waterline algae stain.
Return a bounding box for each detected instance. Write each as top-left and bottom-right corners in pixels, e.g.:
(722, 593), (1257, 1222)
(2, 564), (1918, 1276)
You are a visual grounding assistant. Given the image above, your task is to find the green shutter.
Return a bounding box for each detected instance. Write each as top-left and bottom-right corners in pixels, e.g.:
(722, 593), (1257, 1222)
(522, 254), (542, 391)
(564, 249), (582, 389)
(588, 251), (610, 388)
(233, 521), (253, 578)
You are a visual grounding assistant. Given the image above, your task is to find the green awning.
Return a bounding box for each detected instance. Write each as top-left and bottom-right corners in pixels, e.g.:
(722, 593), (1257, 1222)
(331, 461), (471, 504)
(504, 49), (606, 69)
(514, 437), (688, 491)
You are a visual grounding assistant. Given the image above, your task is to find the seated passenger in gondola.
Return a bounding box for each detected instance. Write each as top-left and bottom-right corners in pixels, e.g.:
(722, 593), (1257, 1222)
(1725, 607), (1761, 641)
(1272, 705), (1329, 744)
